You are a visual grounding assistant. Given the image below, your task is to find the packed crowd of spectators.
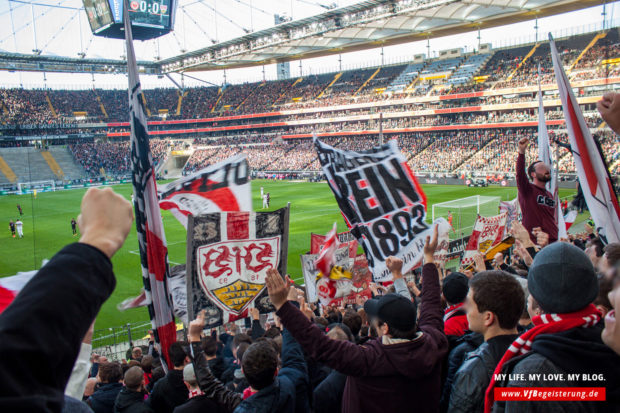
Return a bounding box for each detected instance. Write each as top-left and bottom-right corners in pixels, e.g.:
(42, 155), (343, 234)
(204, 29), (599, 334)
(69, 139), (170, 177)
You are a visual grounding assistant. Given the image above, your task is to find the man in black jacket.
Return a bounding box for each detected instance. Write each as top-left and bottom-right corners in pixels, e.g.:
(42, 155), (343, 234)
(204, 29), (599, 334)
(114, 366), (153, 413)
(172, 364), (223, 413)
(0, 187), (134, 413)
(448, 271), (524, 413)
(89, 362), (124, 413)
(148, 342), (190, 413)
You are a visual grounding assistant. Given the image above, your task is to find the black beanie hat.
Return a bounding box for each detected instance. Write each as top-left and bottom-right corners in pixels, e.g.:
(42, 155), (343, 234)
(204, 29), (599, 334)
(528, 242), (598, 314)
(442, 272), (469, 304)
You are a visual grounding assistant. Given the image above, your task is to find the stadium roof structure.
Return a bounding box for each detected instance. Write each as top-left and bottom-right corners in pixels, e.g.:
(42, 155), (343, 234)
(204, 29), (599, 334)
(0, 0), (606, 75)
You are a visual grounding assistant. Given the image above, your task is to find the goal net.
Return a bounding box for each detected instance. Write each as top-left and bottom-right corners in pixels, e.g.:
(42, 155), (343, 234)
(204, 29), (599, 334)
(432, 195), (501, 239)
(18, 180), (56, 194)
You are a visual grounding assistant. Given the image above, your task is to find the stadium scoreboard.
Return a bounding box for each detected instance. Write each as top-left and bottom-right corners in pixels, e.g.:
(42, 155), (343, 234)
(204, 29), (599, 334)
(82, 0), (176, 40)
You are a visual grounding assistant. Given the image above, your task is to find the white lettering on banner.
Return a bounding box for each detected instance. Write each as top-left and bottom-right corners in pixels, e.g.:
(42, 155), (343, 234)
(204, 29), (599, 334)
(196, 237), (280, 315)
(315, 138), (449, 282)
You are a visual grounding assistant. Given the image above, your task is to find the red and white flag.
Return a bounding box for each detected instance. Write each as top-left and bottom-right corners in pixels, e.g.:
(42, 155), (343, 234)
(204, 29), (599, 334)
(537, 65), (567, 239)
(564, 210), (578, 231)
(461, 213), (508, 267)
(0, 271), (36, 315)
(158, 154), (252, 229)
(125, 0), (176, 367)
(315, 223), (340, 277)
(550, 35), (620, 243)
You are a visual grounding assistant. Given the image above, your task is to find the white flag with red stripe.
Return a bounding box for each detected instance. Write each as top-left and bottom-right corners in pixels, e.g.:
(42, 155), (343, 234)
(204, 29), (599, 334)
(125, 0), (176, 367)
(537, 66), (567, 239)
(550, 34), (620, 243)
(315, 222), (340, 276)
(158, 154), (252, 229)
(0, 271), (37, 315)
(564, 210), (578, 231)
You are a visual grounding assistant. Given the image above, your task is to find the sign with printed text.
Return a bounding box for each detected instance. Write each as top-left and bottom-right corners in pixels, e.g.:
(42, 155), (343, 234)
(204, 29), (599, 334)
(461, 213), (508, 267)
(314, 138), (446, 282)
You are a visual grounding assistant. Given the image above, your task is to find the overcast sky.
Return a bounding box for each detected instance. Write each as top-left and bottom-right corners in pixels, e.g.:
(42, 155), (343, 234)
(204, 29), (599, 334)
(0, 0), (618, 89)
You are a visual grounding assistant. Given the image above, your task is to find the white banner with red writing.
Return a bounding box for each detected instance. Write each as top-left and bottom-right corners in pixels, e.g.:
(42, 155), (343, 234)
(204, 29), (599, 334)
(310, 230), (358, 258)
(314, 137), (448, 282)
(461, 213), (508, 267)
(186, 207), (289, 328)
(158, 154), (252, 229)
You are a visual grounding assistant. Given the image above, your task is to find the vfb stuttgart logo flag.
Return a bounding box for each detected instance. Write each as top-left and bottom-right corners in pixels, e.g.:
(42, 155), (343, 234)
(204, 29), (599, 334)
(187, 208), (290, 328)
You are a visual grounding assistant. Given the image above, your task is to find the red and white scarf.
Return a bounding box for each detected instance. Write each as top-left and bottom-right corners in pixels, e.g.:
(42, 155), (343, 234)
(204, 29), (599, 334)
(484, 304), (601, 413)
(444, 302), (465, 322)
(189, 389), (203, 399)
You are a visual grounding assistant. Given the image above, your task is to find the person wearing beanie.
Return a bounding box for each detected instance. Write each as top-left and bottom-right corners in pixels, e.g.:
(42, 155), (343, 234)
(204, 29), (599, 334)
(172, 364), (222, 413)
(487, 243), (620, 413)
(442, 272), (470, 338)
(267, 226), (448, 413)
(113, 366), (152, 413)
(448, 271), (524, 413)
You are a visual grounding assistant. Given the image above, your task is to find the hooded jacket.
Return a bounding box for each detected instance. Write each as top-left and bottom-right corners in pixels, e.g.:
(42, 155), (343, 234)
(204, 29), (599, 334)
(440, 332), (484, 412)
(89, 382), (123, 413)
(190, 323), (309, 413)
(0, 244), (115, 413)
(148, 369), (188, 413)
(449, 334), (518, 413)
(114, 387), (153, 413)
(276, 263), (448, 413)
(492, 324), (620, 413)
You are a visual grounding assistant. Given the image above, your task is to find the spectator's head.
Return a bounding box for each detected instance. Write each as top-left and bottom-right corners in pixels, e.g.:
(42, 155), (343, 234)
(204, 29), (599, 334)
(527, 160), (551, 183)
(233, 333), (252, 359)
(183, 363), (199, 391)
(326, 323), (354, 342)
(585, 237), (605, 269)
(227, 323), (240, 335)
(123, 366), (145, 392)
(602, 284), (620, 355)
(236, 342), (251, 364)
(528, 242), (598, 314)
(263, 327), (281, 339)
(466, 271), (525, 339)
(601, 243), (620, 273)
(131, 347), (142, 360)
(342, 309), (362, 337)
(150, 366), (165, 387)
(201, 336), (218, 357)
(594, 276), (614, 316)
(97, 362), (123, 384)
(364, 293), (418, 339)
(141, 355), (153, 374)
(442, 272), (469, 306)
(241, 341), (279, 391)
(169, 342), (190, 369)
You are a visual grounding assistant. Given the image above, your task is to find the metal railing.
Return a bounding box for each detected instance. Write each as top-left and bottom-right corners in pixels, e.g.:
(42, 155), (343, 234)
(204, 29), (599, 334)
(92, 321), (152, 362)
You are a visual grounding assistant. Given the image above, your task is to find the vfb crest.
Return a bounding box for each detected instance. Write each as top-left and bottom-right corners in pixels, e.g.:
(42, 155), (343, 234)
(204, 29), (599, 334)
(196, 237), (281, 315)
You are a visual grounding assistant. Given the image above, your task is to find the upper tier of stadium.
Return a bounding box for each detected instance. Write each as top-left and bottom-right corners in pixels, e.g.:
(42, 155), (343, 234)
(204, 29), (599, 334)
(0, 28), (619, 183)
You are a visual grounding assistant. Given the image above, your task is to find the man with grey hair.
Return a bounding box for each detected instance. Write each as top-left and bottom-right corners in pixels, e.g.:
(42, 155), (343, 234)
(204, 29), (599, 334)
(173, 364), (222, 413)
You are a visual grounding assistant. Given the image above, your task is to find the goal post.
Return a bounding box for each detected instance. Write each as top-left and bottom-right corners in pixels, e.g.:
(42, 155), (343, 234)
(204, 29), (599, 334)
(432, 195), (501, 239)
(17, 180), (56, 194)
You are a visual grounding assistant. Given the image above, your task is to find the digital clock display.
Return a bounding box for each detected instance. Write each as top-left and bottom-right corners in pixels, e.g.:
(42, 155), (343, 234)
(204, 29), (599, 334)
(127, 0), (171, 29)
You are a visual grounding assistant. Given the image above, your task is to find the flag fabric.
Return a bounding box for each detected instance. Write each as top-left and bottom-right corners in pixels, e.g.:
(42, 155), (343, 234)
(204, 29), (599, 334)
(0, 270), (37, 315)
(314, 223), (339, 276)
(537, 65), (567, 239)
(301, 248), (372, 307)
(117, 290), (149, 311)
(124, 1), (176, 367)
(499, 198), (520, 237)
(314, 137), (446, 282)
(158, 154), (252, 229)
(550, 34), (620, 243)
(461, 213), (508, 267)
(186, 208), (289, 328)
(564, 210), (578, 231)
(310, 230), (358, 258)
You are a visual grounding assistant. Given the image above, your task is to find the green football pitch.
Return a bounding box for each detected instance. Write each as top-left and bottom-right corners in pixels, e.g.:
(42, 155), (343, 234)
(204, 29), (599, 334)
(0, 180), (580, 330)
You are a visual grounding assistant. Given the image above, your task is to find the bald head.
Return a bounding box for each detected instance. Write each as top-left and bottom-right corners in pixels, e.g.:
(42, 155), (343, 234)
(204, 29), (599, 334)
(124, 366), (145, 391)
